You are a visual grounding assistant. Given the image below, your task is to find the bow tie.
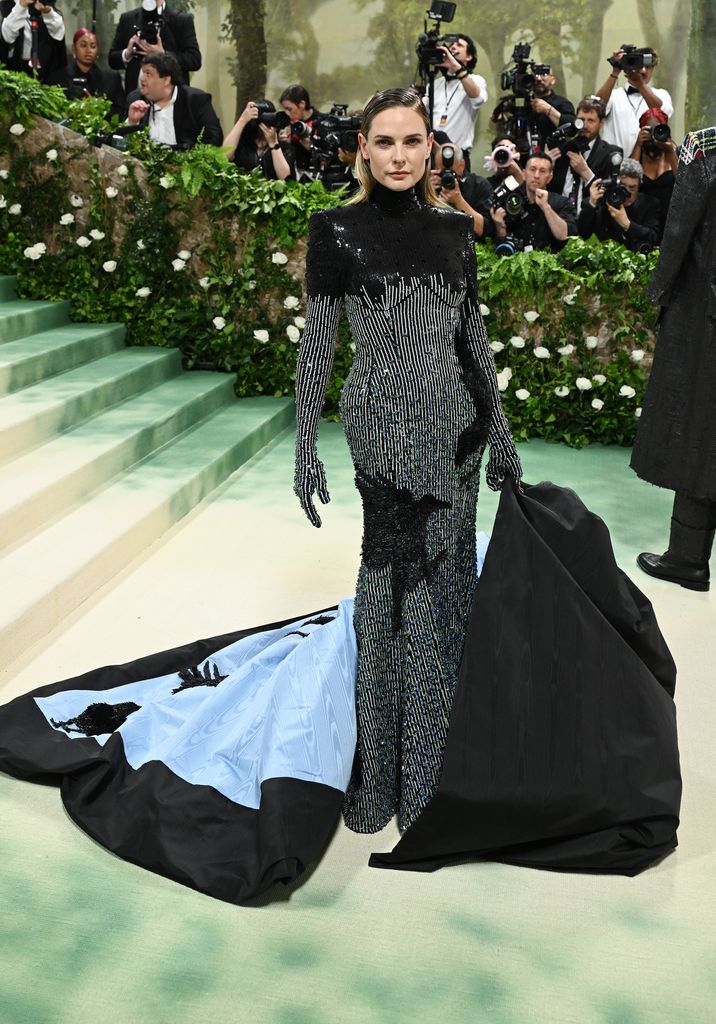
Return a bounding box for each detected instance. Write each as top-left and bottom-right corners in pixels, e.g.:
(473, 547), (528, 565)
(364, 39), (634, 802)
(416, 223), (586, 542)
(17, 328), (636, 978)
(626, 86), (640, 95)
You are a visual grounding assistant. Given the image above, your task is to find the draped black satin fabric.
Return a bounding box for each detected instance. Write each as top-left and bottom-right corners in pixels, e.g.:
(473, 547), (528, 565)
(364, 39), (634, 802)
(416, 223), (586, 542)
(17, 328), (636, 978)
(371, 481), (681, 876)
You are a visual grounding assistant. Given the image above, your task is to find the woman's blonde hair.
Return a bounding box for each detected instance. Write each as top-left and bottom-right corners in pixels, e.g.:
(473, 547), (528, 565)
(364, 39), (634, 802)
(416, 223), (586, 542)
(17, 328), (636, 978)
(345, 87), (445, 207)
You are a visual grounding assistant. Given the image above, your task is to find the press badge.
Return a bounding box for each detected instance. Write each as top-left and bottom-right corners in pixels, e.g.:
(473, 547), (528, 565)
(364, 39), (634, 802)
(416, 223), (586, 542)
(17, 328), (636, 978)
(439, 114), (448, 127)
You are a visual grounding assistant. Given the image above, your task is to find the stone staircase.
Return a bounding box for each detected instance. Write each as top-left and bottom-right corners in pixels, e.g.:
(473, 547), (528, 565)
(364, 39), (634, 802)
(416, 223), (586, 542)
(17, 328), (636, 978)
(0, 277), (294, 667)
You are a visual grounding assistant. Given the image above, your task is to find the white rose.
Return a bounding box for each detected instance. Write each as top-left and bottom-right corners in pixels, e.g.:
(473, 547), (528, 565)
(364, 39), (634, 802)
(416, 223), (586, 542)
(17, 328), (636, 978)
(490, 340), (505, 353)
(294, 316), (306, 329)
(575, 377), (592, 391)
(171, 258), (186, 271)
(199, 277), (211, 289)
(89, 229), (105, 240)
(59, 213), (75, 225)
(534, 346), (550, 359)
(523, 310), (540, 323)
(136, 287), (151, 297)
(23, 244), (45, 261)
(253, 329), (269, 342)
(592, 373), (606, 385)
(136, 239), (145, 250)
(635, 407), (642, 418)
(9, 123), (25, 136)
(557, 344), (574, 356)
(619, 385), (636, 398)
(105, 186), (119, 198)
(76, 236), (91, 248)
(515, 388), (530, 400)
(479, 303), (490, 316)
(0, 196), (6, 209)
(212, 316), (226, 330)
(46, 148), (58, 162)
(630, 349), (645, 362)
(271, 252), (288, 265)
(0, 169), (8, 179)
(496, 369), (510, 392)
(8, 203), (21, 215)
(70, 194), (84, 208)
(159, 175), (173, 189)
(509, 336), (526, 349)
(349, 341), (356, 353)
(591, 398), (604, 411)
(177, 249), (191, 261)
(563, 293), (577, 305)
(286, 324), (301, 343)
(102, 260), (117, 272)
(585, 335), (599, 349)
(117, 164), (129, 177)
(503, 367), (513, 381)
(283, 295), (300, 310)
(554, 386), (570, 397)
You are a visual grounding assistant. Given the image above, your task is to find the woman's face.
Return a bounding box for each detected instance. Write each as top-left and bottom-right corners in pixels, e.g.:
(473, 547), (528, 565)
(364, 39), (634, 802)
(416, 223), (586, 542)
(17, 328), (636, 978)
(281, 99), (309, 122)
(73, 32), (99, 70)
(358, 107), (432, 191)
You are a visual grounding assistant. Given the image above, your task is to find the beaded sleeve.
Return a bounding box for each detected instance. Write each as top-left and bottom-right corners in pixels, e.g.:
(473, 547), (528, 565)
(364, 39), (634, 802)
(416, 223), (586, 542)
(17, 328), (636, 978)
(294, 211), (345, 527)
(460, 222), (523, 490)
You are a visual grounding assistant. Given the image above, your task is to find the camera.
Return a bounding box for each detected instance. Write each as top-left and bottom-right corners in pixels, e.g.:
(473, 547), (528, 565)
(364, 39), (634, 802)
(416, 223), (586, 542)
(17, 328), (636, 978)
(491, 175), (526, 218)
(546, 118), (589, 155)
(608, 44), (655, 73)
(437, 143), (457, 190)
(132, 0), (163, 51)
(291, 120), (313, 139)
(252, 100), (291, 131)
(599, 176), (632, 209)
(415, 1), (458, 69)
(492, 145), (514, 167)
(311, 104), (361, 159)
(500, 43), (538, 100)
(643, 122), (671, 157)
(68, 75), (89, 100)
(494, 234), (526, 257)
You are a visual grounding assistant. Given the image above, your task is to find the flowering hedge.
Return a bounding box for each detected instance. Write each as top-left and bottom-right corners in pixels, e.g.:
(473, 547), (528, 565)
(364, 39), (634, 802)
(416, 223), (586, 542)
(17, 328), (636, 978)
(0, 69), (657, 447)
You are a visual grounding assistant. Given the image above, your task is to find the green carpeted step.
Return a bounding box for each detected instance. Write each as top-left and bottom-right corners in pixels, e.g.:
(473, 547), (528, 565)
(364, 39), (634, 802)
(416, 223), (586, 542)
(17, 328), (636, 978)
(0, 322), (126, 396)
(0, 276), (18, 301)
(0, 299), (71, 345)
(0, 346), (182, 465)
(0, 371), (237, 550)
(0, 397), (294, 665)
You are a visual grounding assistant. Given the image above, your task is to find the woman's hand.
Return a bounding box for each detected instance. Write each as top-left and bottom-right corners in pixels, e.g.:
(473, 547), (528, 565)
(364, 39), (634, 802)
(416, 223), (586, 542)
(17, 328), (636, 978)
(258, 122), (278, 148)
(294, 451), (330, 528)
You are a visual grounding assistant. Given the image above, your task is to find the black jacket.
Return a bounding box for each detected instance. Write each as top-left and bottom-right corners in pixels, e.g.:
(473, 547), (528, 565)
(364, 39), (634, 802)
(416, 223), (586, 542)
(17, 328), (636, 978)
(0, 0), (66, 82)
(109, 6), (201, 95)
(531, 92), (576, 148)
(126, 85), (222, 149)
(577, 191), (661, 252)
(502, 190), (578, 252)
(45, 62), (126, 120)
(550, 136), (623, 203)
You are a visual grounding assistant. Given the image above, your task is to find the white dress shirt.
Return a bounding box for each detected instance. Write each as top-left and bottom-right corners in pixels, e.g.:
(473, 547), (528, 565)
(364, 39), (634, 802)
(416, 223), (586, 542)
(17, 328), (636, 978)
(426, 73), (488, 152)
(602, 86), (674, 157)
(1, 0), (65, 60)
(148, 86), (178, 147)
(561, 138), (596, 215)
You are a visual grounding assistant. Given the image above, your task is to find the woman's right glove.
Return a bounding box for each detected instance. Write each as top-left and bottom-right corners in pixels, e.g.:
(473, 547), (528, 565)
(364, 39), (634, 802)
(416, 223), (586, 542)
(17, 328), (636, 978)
(294, 449), (330, 528)
(486, 435), (523, 492)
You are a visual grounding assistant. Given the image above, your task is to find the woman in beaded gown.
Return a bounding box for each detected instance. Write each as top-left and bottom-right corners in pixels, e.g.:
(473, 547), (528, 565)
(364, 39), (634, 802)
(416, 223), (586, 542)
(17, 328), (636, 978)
(0, 91), (681, 905)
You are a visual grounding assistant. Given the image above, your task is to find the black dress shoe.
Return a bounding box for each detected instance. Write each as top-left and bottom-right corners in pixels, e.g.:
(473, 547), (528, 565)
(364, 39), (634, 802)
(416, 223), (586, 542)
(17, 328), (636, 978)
(637, 552), (710, 592)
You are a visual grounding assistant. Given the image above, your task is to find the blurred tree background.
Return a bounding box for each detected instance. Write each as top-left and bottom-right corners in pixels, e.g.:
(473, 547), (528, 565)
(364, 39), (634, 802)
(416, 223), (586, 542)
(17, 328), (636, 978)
(55, 0), (713, 157)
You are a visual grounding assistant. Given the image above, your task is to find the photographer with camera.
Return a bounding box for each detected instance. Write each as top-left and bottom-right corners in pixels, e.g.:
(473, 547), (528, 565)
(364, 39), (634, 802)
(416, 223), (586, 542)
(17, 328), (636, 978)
(595, 45), (673, 158)
(223, 100), (294, 181)
(483, 135), (525, 189)
(490, 152), (576, 253)
(630, 108), (678, 240)
(429, 131), (492, 239)
(45, 28), (125, 120)
(0, 0), (66, 83)
(279, 85), (325, 177)
(546, 96), (623, 215)
(578, 157), (660, 252)
(426, 33), (486, 171)
(529, 66), (575, 149)
(109, 1), (201, 97)
(125, 52), (222, 150)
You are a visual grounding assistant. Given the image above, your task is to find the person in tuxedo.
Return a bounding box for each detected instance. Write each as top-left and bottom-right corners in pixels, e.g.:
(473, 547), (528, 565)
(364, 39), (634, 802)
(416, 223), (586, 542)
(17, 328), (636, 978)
(546, 96), (623, 215)
(125, 52), (221, 150)
(45, 28), (125, 120)
(0, 0), (66, 82)
(108, 1), (200, 96)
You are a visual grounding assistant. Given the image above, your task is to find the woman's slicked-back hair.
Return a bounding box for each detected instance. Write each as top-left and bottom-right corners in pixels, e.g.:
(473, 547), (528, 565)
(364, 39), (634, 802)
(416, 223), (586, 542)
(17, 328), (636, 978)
(347, 87), (443, 207)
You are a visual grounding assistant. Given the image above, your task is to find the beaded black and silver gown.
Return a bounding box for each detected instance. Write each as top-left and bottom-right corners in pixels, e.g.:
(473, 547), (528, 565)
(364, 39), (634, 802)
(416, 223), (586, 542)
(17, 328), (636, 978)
(294, 182), (521, 833)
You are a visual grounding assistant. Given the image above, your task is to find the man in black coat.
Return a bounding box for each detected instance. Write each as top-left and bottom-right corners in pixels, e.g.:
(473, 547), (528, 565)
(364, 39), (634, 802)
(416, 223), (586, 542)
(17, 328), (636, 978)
(490, 153), (577, 253)
(0, 0), (66, 82)
(429, 132), (493, 240)
(528, 67), (575, 149)
(547, 96), (622, 215)
(578, 158), (661, 252)
(631, 129), (716, 591)
(125, 53), (222, 150)
(108, 1), (201, 96)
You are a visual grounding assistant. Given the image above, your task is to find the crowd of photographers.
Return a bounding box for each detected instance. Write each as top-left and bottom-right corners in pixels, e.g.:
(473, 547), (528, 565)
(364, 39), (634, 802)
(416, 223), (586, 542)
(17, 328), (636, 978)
(1, 0), (678, 256)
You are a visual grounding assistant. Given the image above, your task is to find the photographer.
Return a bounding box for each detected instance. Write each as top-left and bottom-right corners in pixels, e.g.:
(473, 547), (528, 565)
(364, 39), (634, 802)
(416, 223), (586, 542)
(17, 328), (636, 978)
(426, 33), (486, 171)
(483, 135), (524, 189)
(529, 66), (575, 149)
(45, 28), (125, 120)
(430, 131), (492, 239)
(631, 108), (678, 240)
(547, 96), (623, 214)
(279, 84), (324, 177)
(109, 1), (201, 96)
(490, 153), (576, 253)
(578, 158), (660, 252)
(224, 100), (294, 181)
(0, 0), (66, 83)
(125, 52), (222, 150)
(595, 46), (673, 158)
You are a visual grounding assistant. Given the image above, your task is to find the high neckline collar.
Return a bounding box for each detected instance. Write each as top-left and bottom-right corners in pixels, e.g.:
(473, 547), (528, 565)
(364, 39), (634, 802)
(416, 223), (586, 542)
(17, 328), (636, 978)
(369, 180), (422, 213)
